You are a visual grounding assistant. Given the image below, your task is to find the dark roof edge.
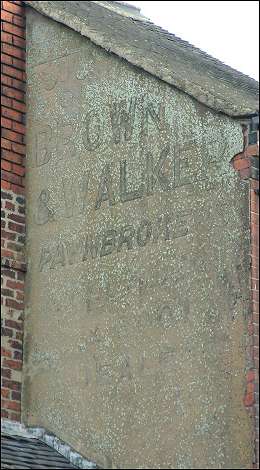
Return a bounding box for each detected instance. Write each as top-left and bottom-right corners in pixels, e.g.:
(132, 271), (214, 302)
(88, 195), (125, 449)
(1, 419), (97, 469)
(24, 1), (259, 118)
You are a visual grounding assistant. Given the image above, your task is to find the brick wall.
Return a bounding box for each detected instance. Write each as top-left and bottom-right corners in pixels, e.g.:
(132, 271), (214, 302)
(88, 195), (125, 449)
(249, 119), (259, 470)
(232, 117), (259, 469)
(1, 0), (26, 422)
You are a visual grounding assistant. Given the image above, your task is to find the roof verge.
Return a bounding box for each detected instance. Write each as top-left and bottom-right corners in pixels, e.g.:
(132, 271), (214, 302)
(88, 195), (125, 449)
(25, 1), (259, 117)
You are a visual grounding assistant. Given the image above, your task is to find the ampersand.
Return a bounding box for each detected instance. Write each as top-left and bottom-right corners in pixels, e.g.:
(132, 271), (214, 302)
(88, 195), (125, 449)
(35, 189), (54, 225)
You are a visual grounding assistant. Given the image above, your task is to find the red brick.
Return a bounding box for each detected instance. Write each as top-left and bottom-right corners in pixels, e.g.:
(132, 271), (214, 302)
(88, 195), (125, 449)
(11, 141), (25, 155)
(8, 213), (25, 224)
(1, 97), (13, 110)
(11, 164), (25, 177)
(13, 350), (22, 360)
(251, 266), (259, 280)
(2, 379), (21, 391)
(252, 290), (259, 303)
(12, 121), (25, 135)
(1, 170), (23, 186)
(12, 100), (26, 113)
(1, 180), (11, 190)
(8, 221), (25, 233)
(253, 347), (259, 361)
(1, 248), (14, 258)
(251, 180), (260, 192)
(1, 230), (16, 240)
(6, 280), (24, 291)
(5, 298), (24, 310)
(2, 149), (23, 165)
(1, 116), (12, 129)
(2, 22), (25, 38)
(12, 57), (25, 70)
(2, 43), (25, 60)
(239, 168), (251, 179)
(8, 339), (23, 350)
(1, 347), (12, 358)
(1, 31), (12, 44)
(1, 410), (9, 419)
(1, 160), (12, 172)
(1, 389), (10, 399)
(12, 14), (25, 27)
(11, 390), (21, 401)
(3, 359), (22, 370)
(12, 77), (25, 91)
(2, 107), (23, 123)
(13, 35), (26, 48)
(1, 138), (12, 150)
(4, 319), (22, 331)
(1, 10), (13, 23)
(244, 392), (255, 407)
(251, 196), (260, 209)
(251, 230), (259, 246)
(246, 144), (259, 157)
(233, 158), (251, 171)
(247, 382), (255, 394)
(2, 128), (23, 143)
(2, 64), (24, 80)
(1, 400), (20, 412)
(1, 73), (13, 87)
(5, 201), (15, 211)
(232, 151), (244, 162)
(2, 1), (24, 15)
(251, 212), (259, 225)
(10, 183), (25, 195)
(2, 85), (25, 102)
(1, 52), (13, 65)
(247, 369), (256, 383)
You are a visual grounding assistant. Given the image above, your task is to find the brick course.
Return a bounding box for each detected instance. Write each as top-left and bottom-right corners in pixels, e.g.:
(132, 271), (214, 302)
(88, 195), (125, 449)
(232, 119), (259, 469)
(1, 0), (26, 422)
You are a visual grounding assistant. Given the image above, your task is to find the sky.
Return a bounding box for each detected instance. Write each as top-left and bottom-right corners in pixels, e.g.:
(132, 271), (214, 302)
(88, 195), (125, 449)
(126, 1), (259, 81)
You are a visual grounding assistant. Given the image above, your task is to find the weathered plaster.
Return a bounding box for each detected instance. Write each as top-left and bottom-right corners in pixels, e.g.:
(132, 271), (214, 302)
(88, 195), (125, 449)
(23, 10), (253, 469)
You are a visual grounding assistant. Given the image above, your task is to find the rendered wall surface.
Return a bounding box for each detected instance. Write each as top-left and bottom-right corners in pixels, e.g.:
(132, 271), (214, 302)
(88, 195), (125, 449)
(23, 9), (253, 469)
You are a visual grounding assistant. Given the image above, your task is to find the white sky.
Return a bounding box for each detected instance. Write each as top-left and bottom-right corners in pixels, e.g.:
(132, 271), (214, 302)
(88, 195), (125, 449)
(126, 1), (259, 81)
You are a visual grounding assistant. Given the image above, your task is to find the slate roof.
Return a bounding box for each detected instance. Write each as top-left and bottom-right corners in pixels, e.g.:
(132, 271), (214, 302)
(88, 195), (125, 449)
(25, 0), (259, 118)
(1, 434), (78, 469)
